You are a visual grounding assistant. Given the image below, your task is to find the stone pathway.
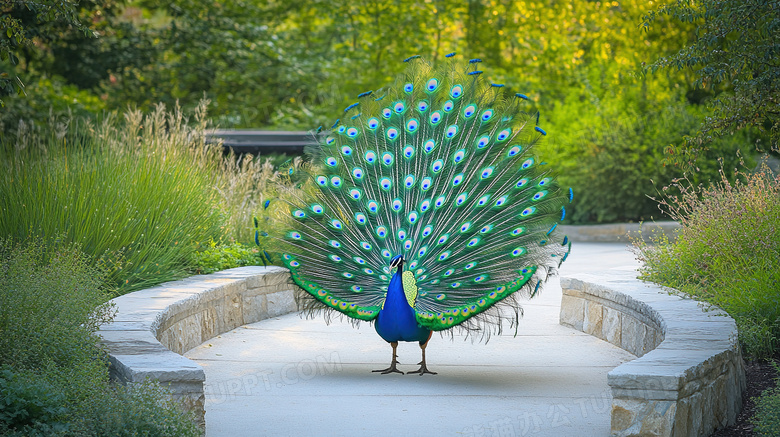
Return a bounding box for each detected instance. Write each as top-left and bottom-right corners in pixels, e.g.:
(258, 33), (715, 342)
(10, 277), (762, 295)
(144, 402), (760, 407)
(185, 243), (640, 436)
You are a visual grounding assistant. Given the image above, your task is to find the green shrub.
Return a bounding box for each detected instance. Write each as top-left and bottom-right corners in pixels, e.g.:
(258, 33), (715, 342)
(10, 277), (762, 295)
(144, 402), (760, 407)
(0, 237), (113, 369)
(752, 362), (780, 437)
(634, 167), (780, 359)
(0, 238), (201, 436)
(192, 239), (270, 274)
(0, 367), (69, 436)
(544, 78), (757, 224)
(0, 73), (106, 139)
(78, 381), (202, 437)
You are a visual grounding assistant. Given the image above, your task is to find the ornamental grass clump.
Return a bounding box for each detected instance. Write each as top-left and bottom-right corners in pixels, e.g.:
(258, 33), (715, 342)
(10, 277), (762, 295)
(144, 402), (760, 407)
(634, 165), (780, 360)
(1, 101), (303, 292)
(1, 102), (230, 293)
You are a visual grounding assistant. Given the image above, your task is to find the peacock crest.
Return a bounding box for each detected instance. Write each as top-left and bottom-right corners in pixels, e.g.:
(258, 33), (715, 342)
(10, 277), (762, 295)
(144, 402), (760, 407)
(273, 54), (572, 341)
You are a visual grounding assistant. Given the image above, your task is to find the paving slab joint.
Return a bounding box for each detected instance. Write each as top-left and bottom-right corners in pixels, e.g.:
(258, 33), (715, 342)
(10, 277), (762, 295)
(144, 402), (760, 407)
(560, 271), (745, 437)
(97, 266), (297, 425)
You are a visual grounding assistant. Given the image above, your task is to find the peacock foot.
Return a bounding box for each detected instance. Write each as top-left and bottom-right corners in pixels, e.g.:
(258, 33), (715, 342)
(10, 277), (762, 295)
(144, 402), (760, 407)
(372, 361), (404, 375)
(407, 363), (437, 376)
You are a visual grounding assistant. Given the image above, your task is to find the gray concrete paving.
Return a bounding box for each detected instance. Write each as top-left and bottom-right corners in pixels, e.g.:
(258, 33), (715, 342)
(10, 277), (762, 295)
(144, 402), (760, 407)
(185, 243), (641, 437)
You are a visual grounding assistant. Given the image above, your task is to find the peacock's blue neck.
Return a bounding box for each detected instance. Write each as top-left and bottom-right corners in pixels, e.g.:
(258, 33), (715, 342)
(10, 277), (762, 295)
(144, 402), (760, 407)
(375, 269), (430, 343)
(384, 270), (409, 311)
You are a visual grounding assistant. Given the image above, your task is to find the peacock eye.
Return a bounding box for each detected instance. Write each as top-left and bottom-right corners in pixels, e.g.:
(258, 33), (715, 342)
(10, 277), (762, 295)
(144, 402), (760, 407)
(453, 149), (466, 163)
(445, 125), (458, 138)
(450, 85), (463, 98)
(386, 128), (398, 140)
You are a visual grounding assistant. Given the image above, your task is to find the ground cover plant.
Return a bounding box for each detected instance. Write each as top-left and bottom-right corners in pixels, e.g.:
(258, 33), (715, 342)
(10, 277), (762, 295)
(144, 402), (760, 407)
(751, 362), (780, 437)
(634, 166), (780, 360)
(0, 238), (201, 436)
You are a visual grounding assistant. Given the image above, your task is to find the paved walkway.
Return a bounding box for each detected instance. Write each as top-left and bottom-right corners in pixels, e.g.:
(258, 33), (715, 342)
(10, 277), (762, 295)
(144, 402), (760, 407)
(185, 243), (641, 437)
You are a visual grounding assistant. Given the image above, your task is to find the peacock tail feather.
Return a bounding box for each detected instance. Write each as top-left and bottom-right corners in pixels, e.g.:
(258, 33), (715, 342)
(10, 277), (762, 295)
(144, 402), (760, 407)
(274, 54), (572, 339)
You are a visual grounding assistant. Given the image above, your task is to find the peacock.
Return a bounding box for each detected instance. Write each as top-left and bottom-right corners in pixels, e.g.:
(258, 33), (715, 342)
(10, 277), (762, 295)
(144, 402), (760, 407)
(268, 53), (572, 375)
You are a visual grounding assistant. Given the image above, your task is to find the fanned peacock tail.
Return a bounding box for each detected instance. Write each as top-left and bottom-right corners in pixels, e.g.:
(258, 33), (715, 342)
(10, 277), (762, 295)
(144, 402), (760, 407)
(273, 54), (572, 339)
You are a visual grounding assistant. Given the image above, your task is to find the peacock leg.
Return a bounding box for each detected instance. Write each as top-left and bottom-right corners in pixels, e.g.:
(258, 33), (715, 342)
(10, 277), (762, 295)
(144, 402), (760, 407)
(372, 341), (404, 374)
(408, 339), (437, 376)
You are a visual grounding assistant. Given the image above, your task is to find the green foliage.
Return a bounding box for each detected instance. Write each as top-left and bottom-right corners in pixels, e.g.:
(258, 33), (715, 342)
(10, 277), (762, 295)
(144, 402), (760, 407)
(192, 240), (269, 274)
(0, 237), (113, 368)
(0, 367), (69, 436)
(216, 153), (289, 246)
(634, 167), (780, 359)
(0, 74), (105, 137)
(539, 46), (757, 223)
(0, 237), (201, 436)
(0, 102), (228, 294)
(0, 0), (97, 105)
(644, 0), (780, 153)
(1, 102), (293, 292)
(552, 89), (755, 223)
(752, 362), (780, 437)
(79, 381), (202, 437)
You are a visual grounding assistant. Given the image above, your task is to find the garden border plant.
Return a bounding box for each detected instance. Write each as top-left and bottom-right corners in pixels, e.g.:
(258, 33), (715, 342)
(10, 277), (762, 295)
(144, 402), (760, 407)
(633, 164), (780, 360)
(633, 163), (780, 435)
(0, 237), (202, 436)
(0, 101), (291, 295)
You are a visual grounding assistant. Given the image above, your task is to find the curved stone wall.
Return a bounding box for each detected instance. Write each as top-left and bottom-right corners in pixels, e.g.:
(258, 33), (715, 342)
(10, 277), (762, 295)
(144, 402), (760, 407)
(98, 266), (296, 424)
(560, 270), (746, 437)
(100, 264), (745, 435)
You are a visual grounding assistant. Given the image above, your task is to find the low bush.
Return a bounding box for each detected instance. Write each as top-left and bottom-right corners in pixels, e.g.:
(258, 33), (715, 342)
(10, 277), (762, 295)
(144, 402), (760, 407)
(0, 367), (69, 436)
(192, 239), (270, 274)
(633, 167), (780, 359)
(0, 238), (201, 436)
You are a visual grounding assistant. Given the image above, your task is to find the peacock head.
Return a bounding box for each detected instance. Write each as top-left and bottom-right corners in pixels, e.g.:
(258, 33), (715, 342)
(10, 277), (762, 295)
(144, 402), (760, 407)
(389, 255), (404, 271)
